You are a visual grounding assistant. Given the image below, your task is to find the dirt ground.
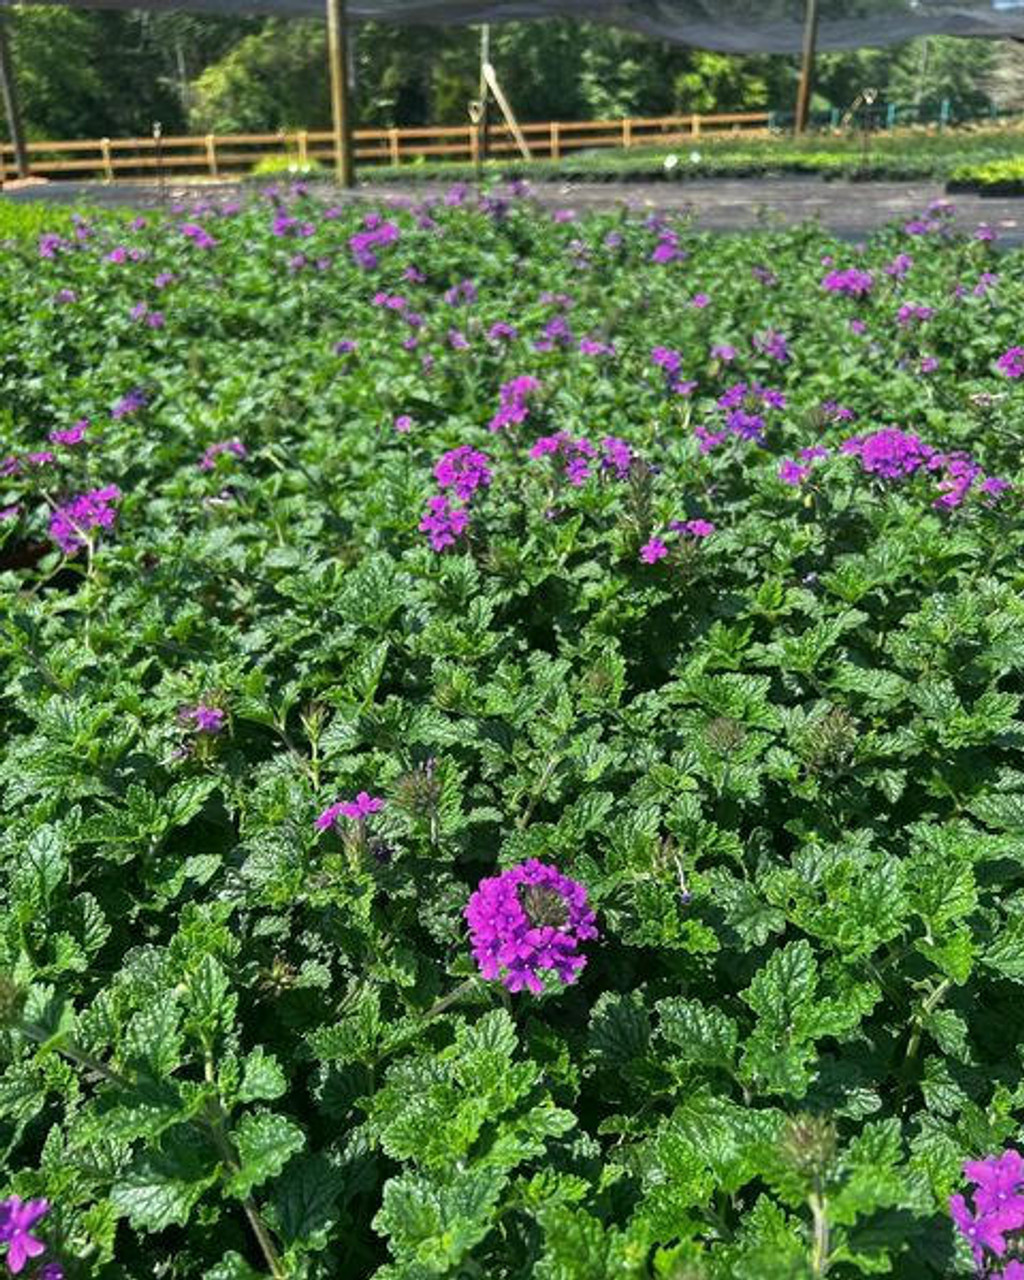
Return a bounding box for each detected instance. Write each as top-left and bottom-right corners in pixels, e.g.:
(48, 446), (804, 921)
(3, 175), (1022, 243)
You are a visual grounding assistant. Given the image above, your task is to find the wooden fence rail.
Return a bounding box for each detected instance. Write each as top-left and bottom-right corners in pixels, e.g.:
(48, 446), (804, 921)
(1, 111), (771, 182)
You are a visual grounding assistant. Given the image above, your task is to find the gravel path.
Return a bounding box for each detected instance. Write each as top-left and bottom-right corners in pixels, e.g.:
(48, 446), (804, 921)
(4, 175), (1022, 242)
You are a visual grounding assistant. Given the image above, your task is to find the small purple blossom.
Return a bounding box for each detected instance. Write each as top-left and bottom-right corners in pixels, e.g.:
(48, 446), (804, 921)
(950, 1150), (1024, 1269)
(997, 347), (1024, 379)
(529, 433), (596, 487)
(181, 704), (226, 735)
(489, 375), (540, 432)
(434, 446), (492, 500)
(419, 495), (469, 551)
(822, 267), (874, 297)
(316, 791), (384, 831)
(488, 322), (518, 343)
(0, 1195), (50, 1275)
(394, 415), (414, 434)
(111, 387), (148, 419)
(465, 859), (597, 994)
(199, 439), (247, 471)
(49, 485), (121, 555)
(49, 420), (88, 447)
(640, 537), (669, 564)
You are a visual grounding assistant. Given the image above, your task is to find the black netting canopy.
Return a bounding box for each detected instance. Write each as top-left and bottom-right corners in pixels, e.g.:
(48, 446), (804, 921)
(4, 0), (1024, 50)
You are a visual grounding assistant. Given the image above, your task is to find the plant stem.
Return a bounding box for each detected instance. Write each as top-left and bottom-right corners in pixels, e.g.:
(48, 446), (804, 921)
(21, 1022), (287, 1280)
(905, 977), (952, 1066)
(809, 1185), (830, 1277)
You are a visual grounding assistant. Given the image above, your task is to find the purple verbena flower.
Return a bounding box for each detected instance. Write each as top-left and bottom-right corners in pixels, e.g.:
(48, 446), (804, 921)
(997, 347), (1024, 379)
(181, 705), (226, 735)
(419, 495), (469, 551)
(465, 859), (597, 994)
(111, 387), (148, 419)
(822, 267), (874, 297)
(49, 485), (121, 555)
(0, 1195), (50, 1275)
(489, 375), (540, 432)
(199, 439), (247, 471)
(316, 791), (384, 831)
(49, 420), (88, 447)
(640, 537), (669, 564)
(434, 447), (492, 501)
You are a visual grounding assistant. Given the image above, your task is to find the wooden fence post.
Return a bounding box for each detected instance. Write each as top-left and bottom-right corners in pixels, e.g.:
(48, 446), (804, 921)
(550, 120), (560, 160)
(205, 134), (218, 177)
(467, 124), (477, 167)
(692, 113), (701, 138)
(100, 137), (113, 182)
(622, 117), (632, 148)
(389, 127), (400, 166)
(297, 129), (308, 166)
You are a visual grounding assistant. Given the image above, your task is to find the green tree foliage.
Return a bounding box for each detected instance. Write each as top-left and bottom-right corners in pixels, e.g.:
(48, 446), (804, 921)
(0, 6), (1010, 142)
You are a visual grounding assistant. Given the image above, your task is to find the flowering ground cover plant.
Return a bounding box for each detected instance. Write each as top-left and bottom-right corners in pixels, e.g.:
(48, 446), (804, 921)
(0, 180), (1023, 1280)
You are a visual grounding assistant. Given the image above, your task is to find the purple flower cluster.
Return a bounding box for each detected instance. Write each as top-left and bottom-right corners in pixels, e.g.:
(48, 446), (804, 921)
(49, 421), (88, 447)
(348, 215), (400, 269)
(997, 347), (1024, 379)
(822, 267), (874, 297)
(316, 791), (384, 832)
(530, 433), (634, 487)
(640, 519), (715, 564)
(651, 224), (686, 265)
(951, 1150), (1024, 1275)
(885, 253), (913, 279)
(180, 704), (226, 735)
(698, 382), (786, 452)
(180, 222), (218, 250)
(0, 1195), (61, 1276)
(489, 375), (541, 432)
(897, 302), (934, 327)
(434, 447), (493, 501)
(840, 427), (1010, 509)
(530, 433), (597, 486)
(198, 439), (247, 471)
(129, 301), (165, 329)
(49, 485), (121, 555)
(465, 859), (598, 994)
(752, 329), (789, 363)
(38, 233), (66, 260)
(419, 495), (470, 552)
(778, 446), (831, 486)
(111, 387), (148, 419)
(651, 347), (696, 396)
(443, 279), (477, 306)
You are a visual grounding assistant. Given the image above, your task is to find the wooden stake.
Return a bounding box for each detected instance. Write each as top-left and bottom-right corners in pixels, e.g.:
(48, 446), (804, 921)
(326, 0), (353, 187)
(795, 0), (819, 135)
(482, 62), (531, 161)
(0, 6), (29, 180)
(478, 24), (490, 164)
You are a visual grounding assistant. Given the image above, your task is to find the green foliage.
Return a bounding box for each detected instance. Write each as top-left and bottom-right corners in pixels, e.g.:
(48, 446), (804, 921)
(0, 179), (1021, 1280)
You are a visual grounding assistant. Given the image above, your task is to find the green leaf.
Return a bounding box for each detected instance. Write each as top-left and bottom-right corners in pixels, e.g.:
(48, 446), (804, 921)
(656, 997), (738, 1070)
(273, 1153), (345, 1246)
(226, 1109), (306, 1198)
(588, 991), (651, 1068)
(110, 1130), (219, 1230)
(238, 1047), (287, 1103)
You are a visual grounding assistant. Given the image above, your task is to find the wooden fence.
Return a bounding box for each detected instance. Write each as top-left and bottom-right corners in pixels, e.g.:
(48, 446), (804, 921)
(0, 111), (771, 182)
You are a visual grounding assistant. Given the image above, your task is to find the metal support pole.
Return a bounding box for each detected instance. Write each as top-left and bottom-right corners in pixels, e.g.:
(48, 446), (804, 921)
(0, 6), (29, 181)
(794, 0), (819, 136)
(326, 0), (353, 187)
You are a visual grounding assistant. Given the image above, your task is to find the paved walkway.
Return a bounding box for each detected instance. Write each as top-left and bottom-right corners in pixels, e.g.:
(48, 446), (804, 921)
(4, 176), (1022, 242)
